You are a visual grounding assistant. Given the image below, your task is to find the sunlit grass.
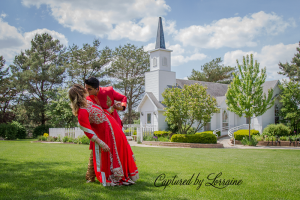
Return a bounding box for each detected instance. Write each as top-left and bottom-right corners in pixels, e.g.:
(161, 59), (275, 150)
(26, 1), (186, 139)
(0, 140), (300, 199)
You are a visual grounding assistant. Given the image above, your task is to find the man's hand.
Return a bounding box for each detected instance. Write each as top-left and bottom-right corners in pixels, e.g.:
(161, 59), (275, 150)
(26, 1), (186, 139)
(113, 102), (123, 111)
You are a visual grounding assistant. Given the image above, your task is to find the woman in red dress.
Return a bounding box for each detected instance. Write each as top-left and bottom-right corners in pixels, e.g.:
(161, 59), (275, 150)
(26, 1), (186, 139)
(69, 84), (139, 186)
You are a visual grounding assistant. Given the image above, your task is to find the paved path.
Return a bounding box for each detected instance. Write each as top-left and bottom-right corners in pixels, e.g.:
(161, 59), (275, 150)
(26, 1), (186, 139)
(129, 136), (300, 150)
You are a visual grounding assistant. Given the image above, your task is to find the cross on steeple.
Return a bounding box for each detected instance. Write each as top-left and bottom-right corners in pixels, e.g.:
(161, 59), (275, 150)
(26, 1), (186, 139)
(155, 17), (165, 49)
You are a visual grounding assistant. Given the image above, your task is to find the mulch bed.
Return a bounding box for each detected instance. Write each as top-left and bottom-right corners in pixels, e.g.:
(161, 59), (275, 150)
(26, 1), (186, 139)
(142, 141), (223, 148)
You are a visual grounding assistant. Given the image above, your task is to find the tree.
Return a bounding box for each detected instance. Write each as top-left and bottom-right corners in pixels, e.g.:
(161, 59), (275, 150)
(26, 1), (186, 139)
(188, 58), (236, 84)
(278, 80), (300, 134)
(107, 44), (150, 124)
(10, 33), (66, 125)
(162, 83), (219, 134)
(278, 42), (300, 81)
(226, 54), (275, 140)
(46, 87), (78, 128)
(67, 39), (112, 86)
(0, 56), (18, 123)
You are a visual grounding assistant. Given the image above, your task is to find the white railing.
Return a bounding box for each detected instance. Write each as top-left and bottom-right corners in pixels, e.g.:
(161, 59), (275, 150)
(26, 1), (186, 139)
(123, 124), (140, 136)
(228, 124), (253, 146)
(213, 125), (234, 137)
(136, 125), (158, 143)
(49, 128), (84, 139)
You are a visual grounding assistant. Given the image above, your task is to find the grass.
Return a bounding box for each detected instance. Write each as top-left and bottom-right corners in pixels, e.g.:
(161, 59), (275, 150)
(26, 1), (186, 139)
(0, 140), (300, 199)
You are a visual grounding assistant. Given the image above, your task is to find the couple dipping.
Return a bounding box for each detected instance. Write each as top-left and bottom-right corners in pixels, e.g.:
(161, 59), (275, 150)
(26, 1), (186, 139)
(69, 77), (138, 186)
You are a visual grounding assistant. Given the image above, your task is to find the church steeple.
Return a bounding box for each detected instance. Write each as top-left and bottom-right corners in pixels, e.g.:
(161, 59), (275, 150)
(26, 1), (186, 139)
(155, 17), (165, 49)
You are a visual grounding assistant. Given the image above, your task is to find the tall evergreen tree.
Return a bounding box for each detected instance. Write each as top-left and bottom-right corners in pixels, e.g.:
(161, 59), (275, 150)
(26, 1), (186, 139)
(226, 54), (275, 140)
(278, 42), (300, 81)
(0, 56), (17, 123)
(67, 39), (111, 86)
(188, 58), (236, 84)
(10, 33), (66, 125)
(107, 44), (150, 124)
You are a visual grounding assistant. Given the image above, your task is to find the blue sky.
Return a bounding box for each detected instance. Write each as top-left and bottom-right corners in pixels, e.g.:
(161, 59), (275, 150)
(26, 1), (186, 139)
(1, 0), (299, 81)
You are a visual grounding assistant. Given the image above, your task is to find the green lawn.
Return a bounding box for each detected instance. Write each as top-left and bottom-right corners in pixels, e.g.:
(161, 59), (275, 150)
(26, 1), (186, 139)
(0, 140), (300, 200)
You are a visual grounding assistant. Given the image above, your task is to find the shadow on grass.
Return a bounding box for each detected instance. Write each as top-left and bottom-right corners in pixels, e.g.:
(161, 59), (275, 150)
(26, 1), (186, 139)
(0, 158), (190, 200)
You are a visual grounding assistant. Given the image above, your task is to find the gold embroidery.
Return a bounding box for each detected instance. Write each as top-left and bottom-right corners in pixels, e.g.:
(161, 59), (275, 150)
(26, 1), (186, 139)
(106, 96), (112, 107)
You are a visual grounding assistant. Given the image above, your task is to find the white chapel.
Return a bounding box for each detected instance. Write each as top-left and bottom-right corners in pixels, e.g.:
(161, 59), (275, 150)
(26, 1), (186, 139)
(137, 17), (281, 135)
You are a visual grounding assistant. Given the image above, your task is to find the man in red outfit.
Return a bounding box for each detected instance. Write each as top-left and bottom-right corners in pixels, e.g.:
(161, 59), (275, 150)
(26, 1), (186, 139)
(84, 77), (127, 127)
(84, 77), (128, 183)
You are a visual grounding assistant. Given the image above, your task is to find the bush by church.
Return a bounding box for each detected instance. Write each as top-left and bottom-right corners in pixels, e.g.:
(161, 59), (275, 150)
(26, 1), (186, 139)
(170, 133), (217, 144)
(233, 129), (260, 140)
(262, 124), (291, 137)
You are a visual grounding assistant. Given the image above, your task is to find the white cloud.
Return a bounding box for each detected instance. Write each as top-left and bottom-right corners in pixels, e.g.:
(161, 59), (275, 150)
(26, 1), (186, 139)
(0, 18), (68, 63)
(1, 12), (7, 18)
(22, 0), (172, 42)
(223, 43), (299, 80)
(172, 53), (206, 66)
(175, 11), (295, 49)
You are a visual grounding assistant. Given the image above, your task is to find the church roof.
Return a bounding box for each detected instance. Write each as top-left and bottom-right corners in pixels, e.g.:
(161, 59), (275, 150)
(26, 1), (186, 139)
(146, 92), (166, 110)
(176, 79), (229, 97)
(155, 17), (166, 49)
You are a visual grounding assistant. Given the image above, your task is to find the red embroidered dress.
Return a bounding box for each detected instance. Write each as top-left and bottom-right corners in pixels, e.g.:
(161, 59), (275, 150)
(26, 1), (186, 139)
(78, 100), (138, 186)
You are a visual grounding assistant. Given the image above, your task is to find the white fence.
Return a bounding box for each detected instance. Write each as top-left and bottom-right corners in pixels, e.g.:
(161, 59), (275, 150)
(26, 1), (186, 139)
(49, 128), (85, 138)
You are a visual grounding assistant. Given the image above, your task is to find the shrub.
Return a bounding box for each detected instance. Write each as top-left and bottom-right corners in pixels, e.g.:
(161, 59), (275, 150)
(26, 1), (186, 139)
(41, 136), (47, 141)
(37, 135), (42, 141)
(154, 131), (170, 137)
(0, 123), (17, 140)
(47, 136), (55, 142)
(33, 125), (52, 138)
(262, 124), (291, 137)
(63, 136), (69, 142)
(241, 136), (258, 146)
(170, 133), (217, 144)
(280, 136), (288, 141)
(78, 135), (90, 145)
(123, 129), (137, 136)
(11, 121), (27, 139)
(158, 137), (169, 142)
(253, 135), (264, 141)
(233, 129), (260, 140)
(196, 130), (221, 137)
(143, 135), (158, 141)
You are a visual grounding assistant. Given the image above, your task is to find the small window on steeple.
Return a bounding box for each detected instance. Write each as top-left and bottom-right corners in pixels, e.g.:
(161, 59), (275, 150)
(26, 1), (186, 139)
(153, 57), (157, 67)
(162, 57), (167, 66)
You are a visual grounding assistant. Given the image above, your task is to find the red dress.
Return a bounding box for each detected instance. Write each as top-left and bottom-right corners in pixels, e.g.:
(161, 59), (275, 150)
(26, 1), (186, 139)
(78, 101), (138, 186)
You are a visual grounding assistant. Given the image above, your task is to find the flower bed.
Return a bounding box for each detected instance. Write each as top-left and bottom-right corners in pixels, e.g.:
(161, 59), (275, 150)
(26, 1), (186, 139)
(142, 141), (223, 148)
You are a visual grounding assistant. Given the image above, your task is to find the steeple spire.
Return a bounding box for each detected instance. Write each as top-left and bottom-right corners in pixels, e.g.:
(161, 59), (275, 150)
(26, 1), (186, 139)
(155, 17), (165, 49)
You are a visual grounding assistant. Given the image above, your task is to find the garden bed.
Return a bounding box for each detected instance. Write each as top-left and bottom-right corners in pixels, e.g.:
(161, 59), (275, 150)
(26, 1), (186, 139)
(230, 139), (300, 147)
(142, 141), (223, 148)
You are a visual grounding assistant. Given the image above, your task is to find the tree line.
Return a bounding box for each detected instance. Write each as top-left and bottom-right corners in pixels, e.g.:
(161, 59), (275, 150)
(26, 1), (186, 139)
(0, 33), (149, 134)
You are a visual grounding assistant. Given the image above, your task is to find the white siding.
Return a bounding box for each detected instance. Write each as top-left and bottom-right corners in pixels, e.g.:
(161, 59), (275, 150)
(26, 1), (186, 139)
(140, 97), (156, 126)
(145, 71), (159, 100)
(158, 70), (176, 102)
(149, 49), (172, 71)
(158, 111), (168, 131)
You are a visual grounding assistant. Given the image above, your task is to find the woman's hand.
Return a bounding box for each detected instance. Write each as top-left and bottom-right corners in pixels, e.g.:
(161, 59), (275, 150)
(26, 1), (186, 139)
(95, 138), (110, 152)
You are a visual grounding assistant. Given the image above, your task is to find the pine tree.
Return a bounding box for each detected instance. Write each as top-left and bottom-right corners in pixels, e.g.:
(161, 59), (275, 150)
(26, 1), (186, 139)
(226, 54), (275, 140)
(107, 44), (150, 124)
(67, 39), (111, 86)
(188, 58), (236, 84)
(10, 33), (66, 125)
(278, 42), (300, 81)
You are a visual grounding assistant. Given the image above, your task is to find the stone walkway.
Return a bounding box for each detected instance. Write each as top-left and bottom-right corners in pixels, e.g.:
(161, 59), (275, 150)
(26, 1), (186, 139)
(129, 136), (300, 150)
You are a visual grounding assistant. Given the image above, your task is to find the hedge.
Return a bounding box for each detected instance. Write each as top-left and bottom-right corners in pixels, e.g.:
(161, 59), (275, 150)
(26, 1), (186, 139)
(0, 123), (17, 140)
(170, 133), (217, 144)
(233, 129), (260, 140)
(154, 131), (170, 137)
(262, 124), (291, 137)
(196, 130), (221, 137)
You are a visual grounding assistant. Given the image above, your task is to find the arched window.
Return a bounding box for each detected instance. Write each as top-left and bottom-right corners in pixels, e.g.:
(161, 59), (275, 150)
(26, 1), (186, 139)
(153, 57), (157, 67)
(162, 57), (167, 66)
